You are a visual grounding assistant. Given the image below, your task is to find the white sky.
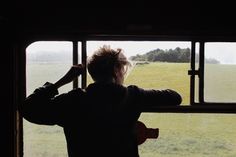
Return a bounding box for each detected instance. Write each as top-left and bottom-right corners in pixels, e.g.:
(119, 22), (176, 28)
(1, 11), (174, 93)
(86, 41), (191, 57)
(205, 42), (236, 64)
(26, 41), (236, 64)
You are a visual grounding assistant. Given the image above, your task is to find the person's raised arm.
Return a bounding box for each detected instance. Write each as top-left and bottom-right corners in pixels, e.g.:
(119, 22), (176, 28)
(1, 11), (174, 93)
(143, 88), (182, 106)
(54, 64), (84, 89)
(128, 85), (182, 109)
(20, 64), (84, 125)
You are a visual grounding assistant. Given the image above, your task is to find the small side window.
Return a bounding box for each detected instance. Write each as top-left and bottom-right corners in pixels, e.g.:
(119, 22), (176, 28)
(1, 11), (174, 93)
(25, 41), (74, 157)
(204, 42), (236, 102)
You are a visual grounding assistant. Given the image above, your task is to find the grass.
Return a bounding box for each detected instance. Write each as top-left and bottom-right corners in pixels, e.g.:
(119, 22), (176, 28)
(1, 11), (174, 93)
(124, 62), (190, 105)
(138, 113), (236, 157)
(24, 62), (236, 157)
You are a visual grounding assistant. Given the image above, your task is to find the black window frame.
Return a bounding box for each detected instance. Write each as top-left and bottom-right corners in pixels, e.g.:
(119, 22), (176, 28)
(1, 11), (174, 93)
(188, 41), (236, 113)
(17, 35), (236, 157)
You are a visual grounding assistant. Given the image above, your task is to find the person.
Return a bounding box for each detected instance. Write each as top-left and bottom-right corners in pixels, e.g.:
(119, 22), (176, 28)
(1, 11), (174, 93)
(21, 45), (182, 157)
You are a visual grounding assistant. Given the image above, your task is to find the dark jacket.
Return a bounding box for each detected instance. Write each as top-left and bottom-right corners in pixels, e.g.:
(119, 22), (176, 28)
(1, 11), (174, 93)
(21, 82), (182, 157)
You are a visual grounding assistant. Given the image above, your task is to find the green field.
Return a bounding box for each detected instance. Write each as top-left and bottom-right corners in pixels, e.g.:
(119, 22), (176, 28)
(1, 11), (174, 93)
(24, 62), (236, 157)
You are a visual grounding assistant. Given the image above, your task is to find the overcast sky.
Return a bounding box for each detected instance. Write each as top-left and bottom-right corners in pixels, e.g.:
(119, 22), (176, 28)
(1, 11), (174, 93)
(26, 41), (236, 64)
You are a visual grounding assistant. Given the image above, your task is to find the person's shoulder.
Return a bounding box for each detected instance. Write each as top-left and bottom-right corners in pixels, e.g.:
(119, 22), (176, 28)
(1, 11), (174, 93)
(127, 85), (141, 90)
(67, 88), (85, 96)
(87, 82), (126, 91)
(127, 85), (144, 93)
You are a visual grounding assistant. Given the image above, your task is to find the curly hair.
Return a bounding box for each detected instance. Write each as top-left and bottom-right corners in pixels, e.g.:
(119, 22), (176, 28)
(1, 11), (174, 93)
(87, 45), (130, 83)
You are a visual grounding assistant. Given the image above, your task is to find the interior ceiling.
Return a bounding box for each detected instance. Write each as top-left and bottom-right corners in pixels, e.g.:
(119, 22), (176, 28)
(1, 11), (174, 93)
(1, 4), (236, 37)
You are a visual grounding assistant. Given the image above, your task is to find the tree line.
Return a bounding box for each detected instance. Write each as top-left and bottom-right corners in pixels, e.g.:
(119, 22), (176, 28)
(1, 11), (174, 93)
(129, 47), (220, 64)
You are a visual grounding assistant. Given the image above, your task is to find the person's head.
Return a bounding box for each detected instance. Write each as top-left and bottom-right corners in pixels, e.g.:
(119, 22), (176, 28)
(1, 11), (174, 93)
(87, 45), (131, 84)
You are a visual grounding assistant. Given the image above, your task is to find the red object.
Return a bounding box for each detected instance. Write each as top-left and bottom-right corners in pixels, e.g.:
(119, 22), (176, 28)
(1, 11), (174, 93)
(136, 121), (159, 145)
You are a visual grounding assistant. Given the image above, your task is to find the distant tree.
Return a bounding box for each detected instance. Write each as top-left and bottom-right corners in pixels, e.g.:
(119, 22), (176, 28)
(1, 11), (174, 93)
(129, 48), (220, 64)
(195, 53), (220, 64)
(129, 47), (191, 63)
(205, 58), (220, 64)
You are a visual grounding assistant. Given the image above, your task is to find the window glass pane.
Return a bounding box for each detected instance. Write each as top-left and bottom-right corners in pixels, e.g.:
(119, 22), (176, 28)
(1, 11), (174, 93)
(139, 113), (236, 157)
(205, 42), (236, 102)
(77, 42), (82, 88)
(195, 42), (200, 103)
(195, 77), (199, 103)
(25, 41), (73, 157)
(87, 41), (191, 105)
(195, 42), (200, 70)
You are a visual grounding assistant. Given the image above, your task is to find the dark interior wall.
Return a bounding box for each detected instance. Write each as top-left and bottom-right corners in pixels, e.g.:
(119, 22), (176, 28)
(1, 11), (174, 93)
(0, 18), (15, 157)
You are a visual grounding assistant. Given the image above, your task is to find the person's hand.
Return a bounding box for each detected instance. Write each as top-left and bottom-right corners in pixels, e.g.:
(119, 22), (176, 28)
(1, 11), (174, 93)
(64, 64), (84, 80)
(54, 64), (84, 88)
(136, 121), (159, 145)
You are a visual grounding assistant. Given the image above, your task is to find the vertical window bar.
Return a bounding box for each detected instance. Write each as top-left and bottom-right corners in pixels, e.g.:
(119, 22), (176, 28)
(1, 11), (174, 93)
(190, 41), (196, 105)
(199, 41), (205, 103)
(17, 43), (26, 157)
(73, 41), (78, 89)
(81, 40), (87, 89)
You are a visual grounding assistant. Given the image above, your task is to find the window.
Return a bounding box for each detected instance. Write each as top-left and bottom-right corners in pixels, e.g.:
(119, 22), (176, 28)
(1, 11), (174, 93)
(204, 42), (236, 102)
(23, 39), (236, 157)
(25, 41), (80, 157)
(87, 41), (191, 105)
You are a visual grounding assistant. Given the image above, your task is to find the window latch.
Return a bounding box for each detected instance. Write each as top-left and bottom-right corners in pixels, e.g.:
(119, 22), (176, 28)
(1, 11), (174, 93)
(188, 70), (199, 75)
